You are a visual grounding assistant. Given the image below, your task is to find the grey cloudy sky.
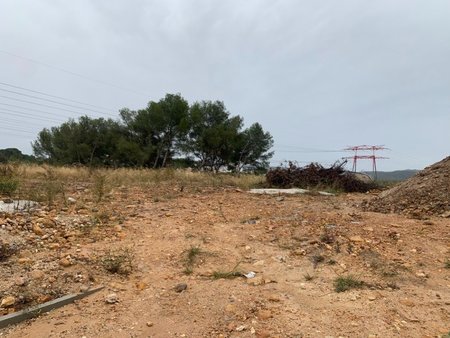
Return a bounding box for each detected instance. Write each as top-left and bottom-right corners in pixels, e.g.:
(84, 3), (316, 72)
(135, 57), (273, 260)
(1, 0), (449, 170)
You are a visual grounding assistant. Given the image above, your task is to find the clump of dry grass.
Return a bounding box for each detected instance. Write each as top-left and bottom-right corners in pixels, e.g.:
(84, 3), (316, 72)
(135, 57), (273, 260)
(15, 164), (264, 191)
(18, 163), (91, 182)
(0, 163), (20, 196)
(106, 167), (264, 190)
(100, 248), (134, 275)
(212, 262), (243, 280)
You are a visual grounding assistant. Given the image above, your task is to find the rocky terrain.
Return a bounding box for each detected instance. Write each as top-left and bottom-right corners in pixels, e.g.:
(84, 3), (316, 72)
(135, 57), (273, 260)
(0, 175), (449, 337)
(365, 156), (450, 218)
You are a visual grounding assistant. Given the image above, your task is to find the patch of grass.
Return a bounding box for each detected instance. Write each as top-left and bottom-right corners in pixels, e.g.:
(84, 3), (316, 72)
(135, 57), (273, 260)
(311, 254), (325, 268)
(212, 262), (243, 279)
(100, 248), (134, 275)
(212, 270), (243, 279)
(0, 163), (20, 196)
(304, 273), (314, 281)
(92, 172), (109, 203)
(37, 166), (65, 206)
(187, 246), (201, 264)
(6, 164), (266, 193)
(334, 275), (365, 293)
(184, 266), (194, 275)
(183, 246), (202, 275)
(0, 178), (19, 196)
(445, 260), (450, 269)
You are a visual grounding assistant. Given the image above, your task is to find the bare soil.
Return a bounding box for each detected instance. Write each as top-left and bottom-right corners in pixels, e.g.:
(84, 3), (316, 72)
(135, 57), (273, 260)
(0, 184), (449, 338)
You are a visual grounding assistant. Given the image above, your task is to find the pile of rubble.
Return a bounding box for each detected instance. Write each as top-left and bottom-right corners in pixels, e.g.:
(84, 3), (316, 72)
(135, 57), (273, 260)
(364, 156), (450, 217)
(266, 161), (378, 193)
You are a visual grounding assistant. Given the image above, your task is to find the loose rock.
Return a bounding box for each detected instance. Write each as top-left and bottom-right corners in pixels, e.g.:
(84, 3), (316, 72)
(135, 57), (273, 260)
(174, 283), (188, 293)
(1, 296), (16, 307)
(105, 293), (119, 304)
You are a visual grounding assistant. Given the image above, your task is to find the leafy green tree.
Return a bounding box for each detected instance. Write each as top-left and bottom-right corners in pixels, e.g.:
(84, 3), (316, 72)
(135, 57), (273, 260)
(119, 107), (158, 167)
(33, 116), (125, 166)
(32, 94), (274, 171)
(232, 122), (274, 173)
(183, 101), (243, 171)
(147, 94), (189, 167)
(119, 93), (189, 167)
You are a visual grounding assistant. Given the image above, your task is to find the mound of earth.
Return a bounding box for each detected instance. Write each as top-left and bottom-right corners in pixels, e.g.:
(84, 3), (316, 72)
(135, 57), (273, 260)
(364, 156), (450, 217)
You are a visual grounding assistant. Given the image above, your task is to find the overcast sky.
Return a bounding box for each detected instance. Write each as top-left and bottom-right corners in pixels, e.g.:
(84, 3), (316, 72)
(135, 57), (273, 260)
(1, 0), (449, 171)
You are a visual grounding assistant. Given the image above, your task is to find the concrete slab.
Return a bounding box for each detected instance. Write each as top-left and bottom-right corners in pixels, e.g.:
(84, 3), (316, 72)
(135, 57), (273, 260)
(249, 188), (309, 195)
(249, 188), (335, 196)
(0, 200), (39, 213)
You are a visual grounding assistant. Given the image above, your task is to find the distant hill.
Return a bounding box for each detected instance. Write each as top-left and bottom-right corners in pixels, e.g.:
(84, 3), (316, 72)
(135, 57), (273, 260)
(0, 148), (36, 163)
(362, 170), (419, 181)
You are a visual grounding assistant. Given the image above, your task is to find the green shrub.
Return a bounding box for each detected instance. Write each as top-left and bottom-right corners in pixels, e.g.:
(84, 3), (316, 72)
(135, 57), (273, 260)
(334, 275), (365, 292)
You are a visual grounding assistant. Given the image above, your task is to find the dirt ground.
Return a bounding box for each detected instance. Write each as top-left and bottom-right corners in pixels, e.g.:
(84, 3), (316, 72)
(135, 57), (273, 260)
(0, 184), (449, 338)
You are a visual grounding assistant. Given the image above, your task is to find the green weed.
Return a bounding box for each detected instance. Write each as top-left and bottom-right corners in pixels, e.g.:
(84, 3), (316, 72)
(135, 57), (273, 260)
(334, 275), (365, 292)
(212, 262), (243, 279)
(101, 248), (134, 275)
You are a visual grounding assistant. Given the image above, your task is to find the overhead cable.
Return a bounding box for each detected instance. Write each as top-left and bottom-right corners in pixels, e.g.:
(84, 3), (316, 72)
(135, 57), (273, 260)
(0, 81), (115, 111)
(0, 49), (147, 97)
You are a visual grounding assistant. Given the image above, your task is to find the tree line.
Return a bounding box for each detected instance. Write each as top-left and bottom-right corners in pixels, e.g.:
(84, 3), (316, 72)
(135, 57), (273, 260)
(32, 94), (274, 172)
(0, 148), (36, 163)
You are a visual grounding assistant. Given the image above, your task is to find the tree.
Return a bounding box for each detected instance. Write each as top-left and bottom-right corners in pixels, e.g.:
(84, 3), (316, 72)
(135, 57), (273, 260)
(32, 116), (125, 166)
(182, 101), (243, 171)
(119, 108), (158, 167)
(0, 148), (36, 163)
(32, 94), (274, 171)
(232, 122), (274, 173)
(147, 94), (189, 167)
(119, 93), (189, 168)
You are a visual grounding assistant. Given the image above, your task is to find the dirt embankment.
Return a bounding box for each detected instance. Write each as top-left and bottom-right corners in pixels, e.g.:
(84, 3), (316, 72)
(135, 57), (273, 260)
(364, 156), (450, 218)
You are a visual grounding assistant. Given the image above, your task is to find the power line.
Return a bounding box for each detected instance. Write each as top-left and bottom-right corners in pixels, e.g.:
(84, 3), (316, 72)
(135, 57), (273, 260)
(0, 125), (36, 135)
(0, 102), (79, 119)
(273, 145), (343, 153)
(0, 49), (147, 97)
(273, 149), (344, 153)
(0, 130), (36, 139)
(0, 81), (115, 111)
(0, 87), (115, 116)
(0, 115), (49, 128)
(0, 108), (65, 123)
(1, 119), (38, 129)
(0, 95), (103, 116)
